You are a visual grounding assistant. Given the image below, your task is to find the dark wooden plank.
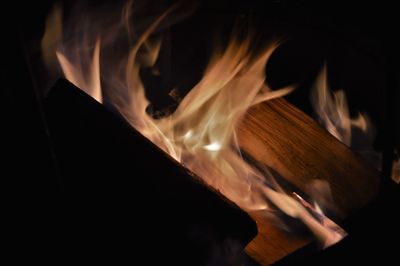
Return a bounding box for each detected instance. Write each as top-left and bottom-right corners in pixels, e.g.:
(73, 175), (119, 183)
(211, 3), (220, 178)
(44, 79), (257, 264)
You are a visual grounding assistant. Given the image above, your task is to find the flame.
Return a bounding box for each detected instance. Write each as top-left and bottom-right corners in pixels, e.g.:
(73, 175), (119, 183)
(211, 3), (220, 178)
(311, 65), (381, 169)
(56, 39), (102, 102)
(311, 65), (368, 146)
(43, 2), (346, 248)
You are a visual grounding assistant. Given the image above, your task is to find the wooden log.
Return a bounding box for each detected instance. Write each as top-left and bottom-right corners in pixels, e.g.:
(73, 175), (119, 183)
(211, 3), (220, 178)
(46, 79), (379, 265)
(239, 98), (380, 265)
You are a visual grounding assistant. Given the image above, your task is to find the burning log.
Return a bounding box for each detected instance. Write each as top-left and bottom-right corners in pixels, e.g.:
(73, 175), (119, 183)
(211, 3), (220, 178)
(45, 78), (379, 265)
(40, 4), (379, 264)
(240, 98), (380, 265)
(44, 79), (257, 265)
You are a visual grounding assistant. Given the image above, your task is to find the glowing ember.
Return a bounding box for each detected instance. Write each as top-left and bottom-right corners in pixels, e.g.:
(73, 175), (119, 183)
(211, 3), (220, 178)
(42, 2), (347, 248)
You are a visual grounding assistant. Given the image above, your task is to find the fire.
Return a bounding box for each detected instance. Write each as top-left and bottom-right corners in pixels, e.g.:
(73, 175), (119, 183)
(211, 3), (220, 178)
(310, 65), (368, 146)
(311, 65), (381, 169)
(42, 2), (346, 248)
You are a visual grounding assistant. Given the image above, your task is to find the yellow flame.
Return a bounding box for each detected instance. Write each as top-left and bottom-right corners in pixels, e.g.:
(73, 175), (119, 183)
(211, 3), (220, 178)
(43, 2), (347, 248)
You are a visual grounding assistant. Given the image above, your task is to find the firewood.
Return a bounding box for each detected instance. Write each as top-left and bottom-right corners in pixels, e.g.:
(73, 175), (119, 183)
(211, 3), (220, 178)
(239, 98), (379, 265)
(45, 79), (379, 265)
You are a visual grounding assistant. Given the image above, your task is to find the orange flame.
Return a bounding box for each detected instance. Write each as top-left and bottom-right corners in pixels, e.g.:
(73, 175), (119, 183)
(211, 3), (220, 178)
(42, 2), (346, 248)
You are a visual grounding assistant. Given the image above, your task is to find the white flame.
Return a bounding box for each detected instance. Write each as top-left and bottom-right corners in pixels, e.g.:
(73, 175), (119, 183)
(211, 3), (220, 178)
(311, 65), (382, 170)
(311, 65), (367, 146)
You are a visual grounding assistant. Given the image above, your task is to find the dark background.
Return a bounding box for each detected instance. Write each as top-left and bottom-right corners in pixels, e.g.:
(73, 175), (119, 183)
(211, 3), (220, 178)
(4, 0), (399, 264)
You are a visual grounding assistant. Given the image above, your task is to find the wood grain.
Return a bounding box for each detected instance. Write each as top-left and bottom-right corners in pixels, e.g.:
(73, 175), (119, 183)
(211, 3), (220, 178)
(238, 98), (379, 265)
